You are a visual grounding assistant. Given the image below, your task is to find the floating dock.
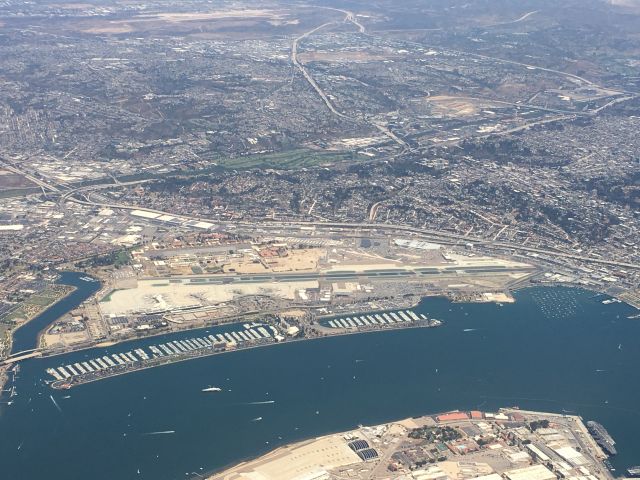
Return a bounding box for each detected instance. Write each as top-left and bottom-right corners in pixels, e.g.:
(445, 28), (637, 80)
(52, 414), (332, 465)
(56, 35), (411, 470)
(322, 309), (441, 332)
(46, 310), (442, 389)
(46, 323), (278, 389)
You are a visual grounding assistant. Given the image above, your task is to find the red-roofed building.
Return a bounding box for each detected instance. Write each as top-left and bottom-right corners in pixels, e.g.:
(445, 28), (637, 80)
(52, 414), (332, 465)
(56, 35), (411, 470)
(437, 412), (469, 422)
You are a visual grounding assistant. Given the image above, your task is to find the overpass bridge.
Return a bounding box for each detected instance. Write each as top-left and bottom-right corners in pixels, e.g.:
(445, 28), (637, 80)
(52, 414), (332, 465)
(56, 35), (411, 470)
(2, 349), (43, 365)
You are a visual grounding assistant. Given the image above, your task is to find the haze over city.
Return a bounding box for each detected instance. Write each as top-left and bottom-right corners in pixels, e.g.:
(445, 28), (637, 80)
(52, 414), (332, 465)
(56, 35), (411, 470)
(0, 1), (639, 479)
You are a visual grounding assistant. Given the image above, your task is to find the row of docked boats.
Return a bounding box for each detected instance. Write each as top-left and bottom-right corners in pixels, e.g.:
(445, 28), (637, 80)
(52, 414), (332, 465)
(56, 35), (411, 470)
(325, 309), (439, 330)
(46, 324), (278, 388)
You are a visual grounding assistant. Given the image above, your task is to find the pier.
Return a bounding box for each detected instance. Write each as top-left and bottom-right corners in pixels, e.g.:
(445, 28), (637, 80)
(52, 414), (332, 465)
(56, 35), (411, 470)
(45, 308), (442, 389)
(321, 309), (440, 333)
(47, 322), (280, 389)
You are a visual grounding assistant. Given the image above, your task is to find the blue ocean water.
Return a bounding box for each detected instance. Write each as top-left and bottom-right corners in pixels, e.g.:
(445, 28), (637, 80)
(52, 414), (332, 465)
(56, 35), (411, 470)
(0, 282), (637, 480)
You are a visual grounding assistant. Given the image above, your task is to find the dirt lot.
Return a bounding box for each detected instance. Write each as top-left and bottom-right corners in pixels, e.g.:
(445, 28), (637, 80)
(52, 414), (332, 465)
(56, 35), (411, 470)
(78, 9), (293, 35)
(427, 96), (481, 117)
(0, 170), (36, 189)
(41, 329), (91, 350)
(298, 51), (389, 63)
(223, 248), (324, 274)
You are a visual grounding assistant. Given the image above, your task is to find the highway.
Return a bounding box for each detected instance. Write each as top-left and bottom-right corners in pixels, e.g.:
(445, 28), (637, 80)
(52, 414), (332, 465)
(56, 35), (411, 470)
(381, 34), (637, 101)
(291, 21), (345, 118)
(57, 178), (155, 209)
(368, 201), (383, 221)
(290, 8), (407, 147)
(0, 161), (61, 193)
(282, 220), (640, 270)
(60, 192), (640, 271)
(2, 350), (42, 365)
(482, 10), (539, 28)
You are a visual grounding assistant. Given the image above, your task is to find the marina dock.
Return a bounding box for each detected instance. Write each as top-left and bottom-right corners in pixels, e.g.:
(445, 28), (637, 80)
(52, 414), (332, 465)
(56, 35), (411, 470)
(324, 309), (440, 332)
(45, 308), (442, 390)
(46, 323), (280, 389)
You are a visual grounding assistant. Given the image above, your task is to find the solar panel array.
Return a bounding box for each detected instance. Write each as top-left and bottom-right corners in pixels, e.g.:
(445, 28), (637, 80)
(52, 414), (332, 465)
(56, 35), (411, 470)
(348, 439), (378, 460)
(348, 439), (370, 451)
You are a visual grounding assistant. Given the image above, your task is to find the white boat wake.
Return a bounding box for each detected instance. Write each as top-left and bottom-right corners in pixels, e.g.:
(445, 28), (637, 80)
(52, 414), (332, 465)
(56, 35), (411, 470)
(49, 395), (62, 413)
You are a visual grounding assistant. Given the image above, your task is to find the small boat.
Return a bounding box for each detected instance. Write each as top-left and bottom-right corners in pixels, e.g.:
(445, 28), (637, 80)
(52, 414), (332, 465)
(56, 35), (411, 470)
(627, 466), (640, 477)
(202, 386), (222, 393)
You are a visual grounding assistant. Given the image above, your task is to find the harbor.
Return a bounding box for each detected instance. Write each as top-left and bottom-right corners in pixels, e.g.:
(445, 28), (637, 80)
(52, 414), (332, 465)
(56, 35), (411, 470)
(1, 286), (638, 480)
(321, 309), (440, 331)
(44, 308), (441, 389)
(628, 466), (640, 477)
(46, 322), (280, 389)
(208, 408), (617, 480)
(588, 421), (618, 456)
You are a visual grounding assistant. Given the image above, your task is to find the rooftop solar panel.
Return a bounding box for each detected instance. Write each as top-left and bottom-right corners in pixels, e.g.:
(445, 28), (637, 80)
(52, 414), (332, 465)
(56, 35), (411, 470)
(348, 439), (370, 451)
(357, 448), (379, 460)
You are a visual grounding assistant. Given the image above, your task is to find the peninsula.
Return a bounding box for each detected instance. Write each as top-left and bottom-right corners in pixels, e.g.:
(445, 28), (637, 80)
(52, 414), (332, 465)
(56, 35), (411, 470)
(210, 408), (616, 480)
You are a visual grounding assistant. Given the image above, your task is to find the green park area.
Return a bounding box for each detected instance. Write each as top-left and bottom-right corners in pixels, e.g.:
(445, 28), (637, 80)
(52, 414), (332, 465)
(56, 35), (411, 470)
(214, 149), (363, 170)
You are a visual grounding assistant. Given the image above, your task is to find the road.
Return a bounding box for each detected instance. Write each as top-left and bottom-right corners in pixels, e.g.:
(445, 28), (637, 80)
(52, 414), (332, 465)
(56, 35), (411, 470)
(289, 10), (635, 154)
(483, 10), (539, 28)
(0, 161), (61, 193)
(291, 21), (346, 118)
(290, 8), (407, 147)
(368, 201), (383, 221)
(57, 178), (155, 209)
(287, 220), (640, 270)
(382, 33), (631, 96)
(60, 190), (640, 270)
(445, 47), (613, 91)
(2, 350), (42, 365)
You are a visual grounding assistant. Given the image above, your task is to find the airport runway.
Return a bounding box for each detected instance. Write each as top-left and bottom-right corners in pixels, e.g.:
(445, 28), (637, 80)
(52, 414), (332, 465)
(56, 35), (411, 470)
(147, 265), (536, 285)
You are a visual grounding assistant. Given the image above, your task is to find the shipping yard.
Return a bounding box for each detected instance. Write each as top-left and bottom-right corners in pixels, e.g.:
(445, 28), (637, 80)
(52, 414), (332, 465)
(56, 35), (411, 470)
(209, 408), (618, 480)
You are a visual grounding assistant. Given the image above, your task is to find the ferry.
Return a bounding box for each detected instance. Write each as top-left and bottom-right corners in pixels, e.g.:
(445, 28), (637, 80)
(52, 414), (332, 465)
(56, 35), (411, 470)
(202, 386), (222, 392)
